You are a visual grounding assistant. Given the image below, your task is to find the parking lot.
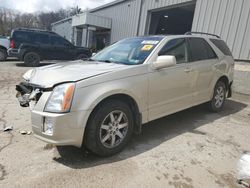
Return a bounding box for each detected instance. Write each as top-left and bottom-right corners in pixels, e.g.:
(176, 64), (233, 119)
(0, 60), (250, 188)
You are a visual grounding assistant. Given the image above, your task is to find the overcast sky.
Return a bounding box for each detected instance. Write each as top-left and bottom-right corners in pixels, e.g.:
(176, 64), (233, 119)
(0, 0), (116, 13)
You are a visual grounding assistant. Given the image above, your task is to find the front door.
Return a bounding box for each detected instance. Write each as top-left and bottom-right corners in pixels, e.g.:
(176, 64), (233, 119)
(50, 36), (75, 60)
(148, 38), (194, 121)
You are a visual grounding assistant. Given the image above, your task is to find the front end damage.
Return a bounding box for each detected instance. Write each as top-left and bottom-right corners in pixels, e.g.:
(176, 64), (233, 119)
(16, 82), (46, 109)
(15, 81), (86, 147)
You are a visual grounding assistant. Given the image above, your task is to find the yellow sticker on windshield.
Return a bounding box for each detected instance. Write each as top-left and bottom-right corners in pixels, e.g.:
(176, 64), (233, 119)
(141, 45), (153, 51)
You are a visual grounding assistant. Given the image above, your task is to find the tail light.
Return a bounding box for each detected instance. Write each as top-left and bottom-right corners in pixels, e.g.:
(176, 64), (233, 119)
(10, 39), (14, 48)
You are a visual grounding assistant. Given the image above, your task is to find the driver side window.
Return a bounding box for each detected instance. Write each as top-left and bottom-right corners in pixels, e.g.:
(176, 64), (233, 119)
(159, 38), (188, 64)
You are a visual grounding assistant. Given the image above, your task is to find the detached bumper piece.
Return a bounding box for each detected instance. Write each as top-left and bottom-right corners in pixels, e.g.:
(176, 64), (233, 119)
(16, 82), (43, 107)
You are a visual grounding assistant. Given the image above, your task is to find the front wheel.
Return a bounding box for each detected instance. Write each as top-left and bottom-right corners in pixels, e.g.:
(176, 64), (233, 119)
(84, 99), (134, 157)
(208, 81), (227, 112)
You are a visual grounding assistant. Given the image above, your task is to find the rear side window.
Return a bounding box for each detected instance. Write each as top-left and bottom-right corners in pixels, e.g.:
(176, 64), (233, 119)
(188, 38), (217, 62)
(13, 31), (33, 43)
(34, 34), (50, 45)
(159, 38), (188, 64)
(210, 39), (232, 56)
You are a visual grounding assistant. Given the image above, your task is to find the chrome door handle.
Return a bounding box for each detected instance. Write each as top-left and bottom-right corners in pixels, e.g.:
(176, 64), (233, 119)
(184, 68), (192, 73)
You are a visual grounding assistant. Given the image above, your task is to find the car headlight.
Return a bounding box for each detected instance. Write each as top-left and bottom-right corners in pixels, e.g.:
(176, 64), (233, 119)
(44, 83), (75, 113)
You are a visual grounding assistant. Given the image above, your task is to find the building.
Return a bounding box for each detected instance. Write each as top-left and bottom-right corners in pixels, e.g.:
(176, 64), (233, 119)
(52, 0), (250, 61)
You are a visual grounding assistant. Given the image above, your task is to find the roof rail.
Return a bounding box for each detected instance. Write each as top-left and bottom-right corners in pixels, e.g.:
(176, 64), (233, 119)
(16, 28), (55, 34)
(185, 31), (220, 39)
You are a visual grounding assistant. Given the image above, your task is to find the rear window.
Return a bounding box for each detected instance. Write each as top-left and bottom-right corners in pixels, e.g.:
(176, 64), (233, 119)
(13, 31), (33, 43)
(210, 39), (232, 56)
(188, 38), (217, 62)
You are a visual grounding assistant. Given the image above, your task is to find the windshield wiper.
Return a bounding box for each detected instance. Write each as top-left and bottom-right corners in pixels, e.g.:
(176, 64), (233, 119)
(98, 60), (113, 63)
(96, 59), (134, 65)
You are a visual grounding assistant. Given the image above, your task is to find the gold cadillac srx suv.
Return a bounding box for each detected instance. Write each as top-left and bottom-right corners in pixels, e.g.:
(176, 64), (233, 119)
(16, 32), (234, 156)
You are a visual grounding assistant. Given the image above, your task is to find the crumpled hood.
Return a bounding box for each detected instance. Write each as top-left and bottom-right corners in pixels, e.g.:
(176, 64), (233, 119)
(28, 61), (126, 87)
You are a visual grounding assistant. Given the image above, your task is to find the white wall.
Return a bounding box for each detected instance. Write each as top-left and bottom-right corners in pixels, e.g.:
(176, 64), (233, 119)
(192, 0), (250, 60)
(52, 19), (73, 43)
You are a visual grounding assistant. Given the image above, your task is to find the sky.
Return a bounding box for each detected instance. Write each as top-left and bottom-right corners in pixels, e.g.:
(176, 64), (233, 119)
(0, 0), (116, 13)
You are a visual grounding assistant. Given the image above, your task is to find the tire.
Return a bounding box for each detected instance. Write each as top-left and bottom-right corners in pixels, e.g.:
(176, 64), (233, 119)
(0, 48), (7, 61)
(24, 52), (40, 67)
(208, 81), (227, 112)
(84, 99), (134, 157)
(76, 54), (88, 60)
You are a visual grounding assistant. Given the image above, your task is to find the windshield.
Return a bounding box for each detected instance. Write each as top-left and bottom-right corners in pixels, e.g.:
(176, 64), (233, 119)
(91, 37), (164, 65)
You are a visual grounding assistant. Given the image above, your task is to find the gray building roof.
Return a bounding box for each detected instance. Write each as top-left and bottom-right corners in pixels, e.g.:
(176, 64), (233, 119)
(89, 0), (127, 13)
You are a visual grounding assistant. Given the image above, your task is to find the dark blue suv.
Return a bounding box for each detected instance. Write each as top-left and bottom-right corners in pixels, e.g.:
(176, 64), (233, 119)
(8, 28), (92, 66)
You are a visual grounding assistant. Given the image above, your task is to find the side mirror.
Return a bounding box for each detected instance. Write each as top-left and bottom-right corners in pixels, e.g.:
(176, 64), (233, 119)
(153, 55), (176, 70)
(92, 53), (96, 57)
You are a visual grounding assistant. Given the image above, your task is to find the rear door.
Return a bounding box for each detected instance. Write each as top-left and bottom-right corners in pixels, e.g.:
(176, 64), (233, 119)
(187, 37), (218, 102)
(33, 33), (52, 59)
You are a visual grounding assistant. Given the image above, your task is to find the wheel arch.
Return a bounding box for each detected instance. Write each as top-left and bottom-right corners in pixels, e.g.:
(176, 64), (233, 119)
(85, 93), (142, 136)
(22, 49), (41, 61)
(217, 75), (229, 89)
(210, 75), (230, 99)
(0, 45), (7, 51)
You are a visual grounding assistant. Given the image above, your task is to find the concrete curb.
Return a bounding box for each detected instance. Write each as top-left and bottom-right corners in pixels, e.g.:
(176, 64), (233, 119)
(233, 62), (250, 95)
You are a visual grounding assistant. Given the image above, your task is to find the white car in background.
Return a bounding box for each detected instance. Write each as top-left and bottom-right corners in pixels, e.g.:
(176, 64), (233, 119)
(0, 35), (10, 61)
(16, 32), (234, 157)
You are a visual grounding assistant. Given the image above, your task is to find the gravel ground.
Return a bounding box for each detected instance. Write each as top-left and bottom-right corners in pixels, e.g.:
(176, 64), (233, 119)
(0, 60), (250, 188)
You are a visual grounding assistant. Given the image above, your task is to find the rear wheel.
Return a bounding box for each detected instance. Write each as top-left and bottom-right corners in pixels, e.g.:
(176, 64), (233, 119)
(0, 48), (7, 61)
(208, 81), (227, 112)
(84, 99), (134, 157)
(76, 54), (88, 60)
(24, 52), (40, 67)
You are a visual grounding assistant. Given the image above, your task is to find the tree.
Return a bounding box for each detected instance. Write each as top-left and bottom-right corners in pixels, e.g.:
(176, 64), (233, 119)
(38, 9), (68, 30)
(70, 6), (83, 16)
(0, 7), (70, 35)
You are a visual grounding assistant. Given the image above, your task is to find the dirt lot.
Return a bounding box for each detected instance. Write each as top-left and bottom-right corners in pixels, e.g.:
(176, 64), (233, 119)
(0, 60), (250, 188)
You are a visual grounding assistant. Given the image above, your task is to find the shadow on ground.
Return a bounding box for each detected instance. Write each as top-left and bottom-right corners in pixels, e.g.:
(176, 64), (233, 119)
(15, 60), (75, 67)
(15, 62), (55, 67)
(54, 99), (247, 169)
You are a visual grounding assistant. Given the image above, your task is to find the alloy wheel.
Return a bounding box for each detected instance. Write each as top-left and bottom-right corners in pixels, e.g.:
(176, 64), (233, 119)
(99, 110), (129, 148)
(214, 86), (225, 108)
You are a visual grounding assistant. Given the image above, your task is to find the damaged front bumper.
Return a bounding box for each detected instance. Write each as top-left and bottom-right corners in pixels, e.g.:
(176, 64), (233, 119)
(15, 82), (87, 147)
(16, 82), (46, 108)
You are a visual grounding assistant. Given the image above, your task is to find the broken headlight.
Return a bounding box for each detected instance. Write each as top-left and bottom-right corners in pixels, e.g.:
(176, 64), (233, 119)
(44, 83), (75, 113)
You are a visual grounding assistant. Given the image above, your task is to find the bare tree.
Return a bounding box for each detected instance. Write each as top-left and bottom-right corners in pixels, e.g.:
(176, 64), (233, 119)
(38, 10), (68, 30)
(70, 6), (83, 16)
(0, 7), (69, 35)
